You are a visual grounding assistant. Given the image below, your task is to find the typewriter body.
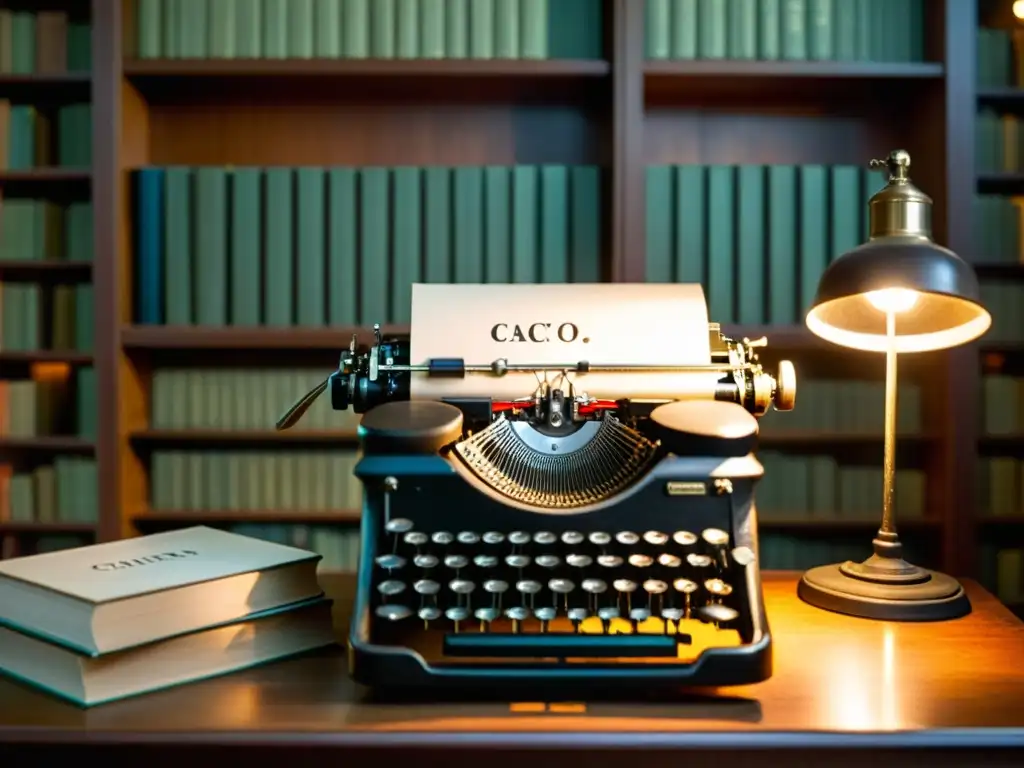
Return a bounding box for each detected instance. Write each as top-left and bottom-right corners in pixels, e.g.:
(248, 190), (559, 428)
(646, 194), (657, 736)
(279, 283), (796, 691)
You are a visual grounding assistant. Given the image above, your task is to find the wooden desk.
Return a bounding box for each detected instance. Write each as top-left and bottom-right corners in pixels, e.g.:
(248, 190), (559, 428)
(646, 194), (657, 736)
(1, 572), (1024, 767)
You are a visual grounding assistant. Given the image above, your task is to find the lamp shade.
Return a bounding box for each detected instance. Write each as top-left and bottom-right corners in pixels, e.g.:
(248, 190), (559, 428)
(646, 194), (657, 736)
(804, 150), (992, 353)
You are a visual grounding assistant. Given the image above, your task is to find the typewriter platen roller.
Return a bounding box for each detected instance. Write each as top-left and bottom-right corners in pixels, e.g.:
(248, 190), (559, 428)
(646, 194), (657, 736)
(279, 283), (796, 691)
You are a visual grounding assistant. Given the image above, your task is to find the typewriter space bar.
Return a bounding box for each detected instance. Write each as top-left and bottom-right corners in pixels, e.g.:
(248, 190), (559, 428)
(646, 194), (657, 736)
(443, 633), (682, 658)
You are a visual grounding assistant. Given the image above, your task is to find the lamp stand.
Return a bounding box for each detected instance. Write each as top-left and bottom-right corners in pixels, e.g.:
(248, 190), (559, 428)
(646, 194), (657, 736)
(798, 312), (971, 621)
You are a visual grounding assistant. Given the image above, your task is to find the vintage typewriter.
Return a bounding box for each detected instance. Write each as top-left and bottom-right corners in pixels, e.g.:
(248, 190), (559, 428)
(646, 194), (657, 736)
(278, 283), (796, 691)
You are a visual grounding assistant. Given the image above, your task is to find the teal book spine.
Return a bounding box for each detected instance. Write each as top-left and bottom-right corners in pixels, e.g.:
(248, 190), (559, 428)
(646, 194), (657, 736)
(328, 168), (358, 325)
(736, 165), (765, 324)
(210, 0), (237, 57)
(391, 167), (422, 323)
(675, 165), (706, 285)
(781, 0), (806, 60)
(484, 166), (510, 282)
(164, 167), (194, 324)
(296, 167), (326, 326)
(470, 0), (494, 58)
(421, 0), (445, 57)
(138, 0), (163, 57)
(343, 0), (370, 57)
(359, 168), (390, 323)
(569, 165), (600, 282)
(829, 165), (860, 263)
(671, 0), (698, 59)
(263, 168), (294, 327)
(454, 166), (484, 282)
(540, 165), (568, 282)
(288, 0), (315, 57)
(194, 167), (228, 325)
(798, 165), (827, 315)
(758, 0), (780, 59)
(495, 0), (520, 58)
(263, 0), (288, 57)
(447, 0), (469, 58)
(728, 0), (757, 59)
(519, 0), (546, 58)
(512, 165), (538, 283)
(230, 168), (262, 325)
(698, 0), (727, 59)
(647, 0), (670, 59)
(424, 167), (451, 282)
(706, 165), (734, 322)
(315, 0), (342, 57)
(767, 165), (797, 324)
(235, 0), (263, 56)
(808, 0), (832, 60)
(645, 165), (673, 282)
(397, 0), (420, 58)
(163, 0), (181, 58)
(834, 0), (855, 60)
(372, 0), (396, 57)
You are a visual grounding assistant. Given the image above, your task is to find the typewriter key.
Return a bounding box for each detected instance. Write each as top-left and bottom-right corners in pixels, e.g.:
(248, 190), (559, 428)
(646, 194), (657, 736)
(432, 531), (455, 545)
(563, 531), (585, 545)
(418, 606), (441, 622)
(474, 555), (499, 568)
(616, 531), (640, 545)
(696, 603), (739, 627)
(376, 604), (412, 621)
(731, 546), (756, 567)
(414, 579), (441, 595)
(534, 531), (557, 545)
(673, 530), (698, 547)
(446, 606), (470, 631)
(566, 553), (593, 568)
(589, 532), (611, 546)
(444, 554), (469, 570)
(661, 607), (684, 624)
(598, 606), (620, 631)
(535, 554), (561, 568)
(505, 606), (531, 631)
(457, 531), (480, 545)
(385, 518), (414, 534)
(509, 531), (531, 545)
(613, 579), (638, 612)
(705, 579), (733, 600)
(597, 554), (623, 568)
(404, 531), (428, 547)
(378, 579), (406, 596)
(549, 578), (575, 593)
(644, 579), (668, 595)
(630, 607), (652, 623)
(449, 579), (476, 595)
(482, 531), (505, 544)
(375, 554), (406, 571)
(414, 554), (438, 569)
(643, 531), (669, 546)
(483, 579), (509, 593)
(505, 554), (531, 569)
(567, 607), (589, 624)
(687, 553), (713, 569)
(517, 579), (543, 595)
(702, 528), (729, 547)
(628, 554), (653, 568)
(582, 578), (607, 594)
(475, 607), (500, 623)
(534, 606), (557, 630)
(673, 578), (698, 618)
(658, 553), (682, 568)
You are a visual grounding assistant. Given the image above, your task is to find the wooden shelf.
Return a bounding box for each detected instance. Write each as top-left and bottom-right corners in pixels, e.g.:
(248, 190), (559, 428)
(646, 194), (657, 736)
(644, 60), (944, 101)
(977, 172), (1024, 193)
(0, 168), (91, 198)
(125, 58), (610, 77)
(979, 435), (1024, 455)
(977, 87), (1024, 108)
(135, 509), (360, 525)
(121, 325), (409, 351)
(0, 260), (92, 282)
(0, 521), (96, 535)
(0, 437), (95, 457)
(0, 350), (93, 366)
(0, 72), (90, 99)
(130, 430), (358, 449)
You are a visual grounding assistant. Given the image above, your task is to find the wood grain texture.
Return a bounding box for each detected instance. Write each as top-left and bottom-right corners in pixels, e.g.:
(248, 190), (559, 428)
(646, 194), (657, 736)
(1, 573), (1023, 766)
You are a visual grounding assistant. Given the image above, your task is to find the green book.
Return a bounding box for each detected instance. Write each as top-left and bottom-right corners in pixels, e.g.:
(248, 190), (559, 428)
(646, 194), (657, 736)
(424, 167), (451, 282)
(675, 165), (706, 285)
(296, 167), (327, 326)
(540, 165), (568, 282)
(343, 0), (370, 56)
(469, 0), (494, 58)
(808, 0), (832, 60)
(834, 0), (855, 60)
(736, 165), (765, 324)
(288, 0), (315, 57)
(315, 0), (342, 57)
(512, 165), (538, 282)
(799, 164), (827, 315)
(421, 0), (445, 57)
(359, 168), (390, 324)
(194, 167), (229, 326)
(67, 22), (92, 70)
(447, 0), (469, 58)
(698, 0), (726, 59)
(235, 0), (263, 57)
(263, 0), (288, 57)
(391, 167), (422, 323)
(230, 169), (262, 325)
(180, 0), (208, 57)
(495, 0), (519, 58)
(829, 165), (860, 263)
(781, 0), (806, 60)
(137, 0), (163, 57)
(164, 167), (194, 324)
(328, 168), (358, 325)
(454, 167), (484, 282)
(484, 166), (511, 282)
(647, 0), (670, 59)
(520, 0), (545, 58)
(210, 0), (237, 57)
(371, 0), (396, 57)
(74, 285), (92, 352)
(767, 165), (797, 324)
(263, 168), (294, 327)
(758, 0), (780, 59)
(569, 165), (600, 282)
(728, 0), (757, 60)
(10, 12), (35, 73)
(397, 0), (420, 57)
(706, 165), (734, 322)
(645, 165), (673, 282)
(671, 0), (698, 59)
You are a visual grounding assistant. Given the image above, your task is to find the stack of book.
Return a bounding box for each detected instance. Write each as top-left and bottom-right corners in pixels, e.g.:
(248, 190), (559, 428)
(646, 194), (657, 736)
(0, 526), (336, 706)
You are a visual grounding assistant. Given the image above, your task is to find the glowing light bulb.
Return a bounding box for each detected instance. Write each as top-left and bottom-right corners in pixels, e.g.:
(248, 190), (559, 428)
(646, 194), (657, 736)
(865, 288), (918, 313)
(1015, 0), (1024, 20)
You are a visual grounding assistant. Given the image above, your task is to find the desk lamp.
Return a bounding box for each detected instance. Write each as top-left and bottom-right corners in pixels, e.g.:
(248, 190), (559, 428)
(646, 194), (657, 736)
(797, 149), (991, 621)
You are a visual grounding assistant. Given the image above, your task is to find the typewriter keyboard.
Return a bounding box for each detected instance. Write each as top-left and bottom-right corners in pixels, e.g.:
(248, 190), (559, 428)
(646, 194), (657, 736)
(369, 519), (756, 661)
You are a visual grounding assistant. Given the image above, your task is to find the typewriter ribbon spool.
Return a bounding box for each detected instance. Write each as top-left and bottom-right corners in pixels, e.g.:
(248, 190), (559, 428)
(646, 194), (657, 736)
(277, 283), (797, 692)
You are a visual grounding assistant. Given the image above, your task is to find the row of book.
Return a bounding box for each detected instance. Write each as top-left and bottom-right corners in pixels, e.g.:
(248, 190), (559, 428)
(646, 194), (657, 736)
(973, 194), (1023, 264)
(982, 547), (1024, 607)
(979, 282), (1024, 343)
(133, 164), (601, 327)
(0, 535), (88, 560)
(150, 368), (358, 432)
(759, 380), (921, 435)
(0, 104), (92, 171)
(977, 27), (1022, 89)
(0, 372), (96, 440)
(759, 532), (931, 573)
(0, 284), (94, 353)
(0, 200), (94, 263)
(150, 451), (363, 513)
(980, 458), (1024, 517)
(976, 110), (1024, 176)
(0, 10), (91, 74)
(759, 453), (925, 520)
(227, 523), (358, 573)
(982, 376), (1024, 436)
(135, 0), (601, 60)
(646, 0), (923, 63)
(646, 164), (884, 324)
(0, 458), (99, 525)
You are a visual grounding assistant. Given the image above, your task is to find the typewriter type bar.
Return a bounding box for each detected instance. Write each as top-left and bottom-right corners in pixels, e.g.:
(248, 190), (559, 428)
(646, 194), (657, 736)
(442, 632), (688, 658)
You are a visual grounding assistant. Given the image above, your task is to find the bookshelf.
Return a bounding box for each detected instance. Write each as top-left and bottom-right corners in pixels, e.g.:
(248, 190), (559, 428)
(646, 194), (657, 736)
(0, 0), (1000, 591)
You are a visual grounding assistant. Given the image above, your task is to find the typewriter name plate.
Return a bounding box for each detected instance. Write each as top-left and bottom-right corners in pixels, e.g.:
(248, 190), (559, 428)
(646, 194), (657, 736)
(665, 481), (708, 496)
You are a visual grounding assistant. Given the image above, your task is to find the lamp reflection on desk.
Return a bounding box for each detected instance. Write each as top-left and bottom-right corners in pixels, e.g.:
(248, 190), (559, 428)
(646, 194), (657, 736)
(798, 149), (991, 622)
(826, 626), (900, 731)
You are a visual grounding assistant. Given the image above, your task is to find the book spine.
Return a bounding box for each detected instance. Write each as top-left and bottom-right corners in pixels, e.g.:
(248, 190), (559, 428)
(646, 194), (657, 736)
(728, 0), (758, 60)
(163, 167), (194, 324)
(421, 0), (445, 57)
(698, 0), (726, 59)
(675, 165), (706, 285)
(288, 0), (315, 57)
(391, 167), (422, 323)
(230, 168), (263, 325)
(647, 0), (670, 60)
(767, 165), (797, 324)
(236, 0), (263, 57)
(263, 0), (289, 57)
(671, 0), (698, 60)
(706, 165), (734, 322)
(315, 0), (343, 57)
(645, 166), (672, 282)
(569, 165), (600, 282)
(447, 0), (469, 58)
(484, 166), (510, 282)
(469, 0), (494, 59)
(327, 168), (358, 325)
(372, 0), (397, 57)
(210, 0), (237, 57)
(798, 164), (827, 315)
(494, 0), (520, 58)
(424, 167), (452, 282)
(512, 165), (538, 282)
(194, 167), (229, 325)
(136, 168), (166, 324)
(263, 168), (294, 327)
(397, 0), (420, 58)
(359, 167), (390, 324)
(454, 166), (485, 282)
(296, 167), (327, 326)
(540, 164), (568, 282)
(138, 0), (163, 57)
(736, 165), (765, 324)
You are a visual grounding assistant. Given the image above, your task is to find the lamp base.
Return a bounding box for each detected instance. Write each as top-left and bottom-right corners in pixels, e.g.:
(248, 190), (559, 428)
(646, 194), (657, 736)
(797, 530), (971, 622)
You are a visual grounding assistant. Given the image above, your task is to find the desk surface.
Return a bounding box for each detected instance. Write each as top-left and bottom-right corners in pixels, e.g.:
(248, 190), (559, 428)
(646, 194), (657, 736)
(2, 572), (1024, 761)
